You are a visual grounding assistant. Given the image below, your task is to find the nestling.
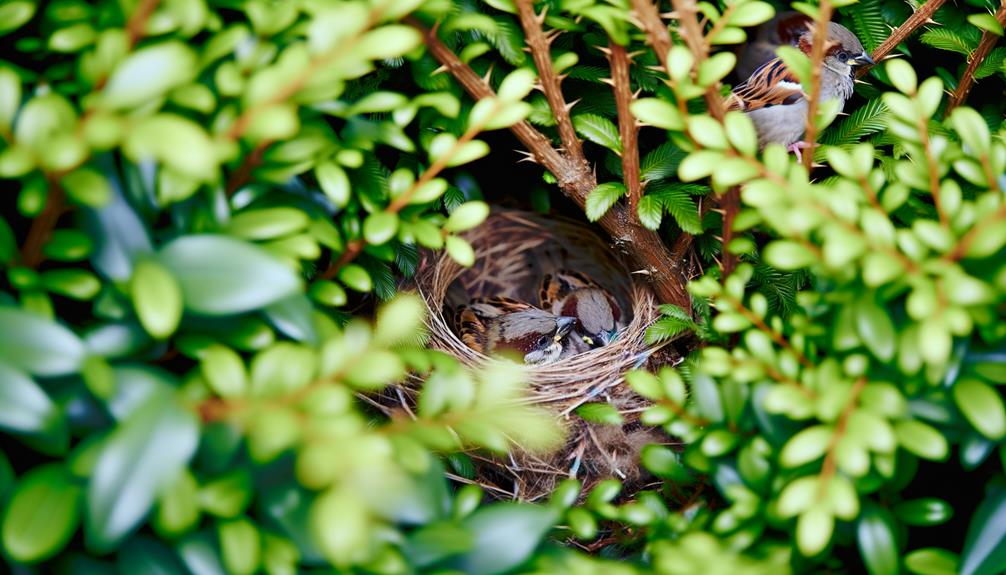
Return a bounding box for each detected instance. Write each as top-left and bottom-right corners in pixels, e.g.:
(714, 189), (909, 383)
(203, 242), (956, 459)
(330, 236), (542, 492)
(455, 297), (579, 365)
(539, 270), (623, 354)
(726, 21), (873, 161)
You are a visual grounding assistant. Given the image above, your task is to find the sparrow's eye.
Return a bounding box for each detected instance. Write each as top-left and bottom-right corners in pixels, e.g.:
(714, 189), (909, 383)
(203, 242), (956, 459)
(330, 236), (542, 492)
(838, 51), (849, 62)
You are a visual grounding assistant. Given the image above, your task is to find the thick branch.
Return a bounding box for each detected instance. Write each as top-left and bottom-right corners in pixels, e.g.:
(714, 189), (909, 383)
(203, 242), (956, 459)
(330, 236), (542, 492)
(630, 0), (673, 72)
(802, 0), (834, 170)
(608, 43), (642, 214)
(858, 0), (949, 77)
(408, 18), (692, 309)
(947, 1), (1006, 113)
(514, 0), (586, 164)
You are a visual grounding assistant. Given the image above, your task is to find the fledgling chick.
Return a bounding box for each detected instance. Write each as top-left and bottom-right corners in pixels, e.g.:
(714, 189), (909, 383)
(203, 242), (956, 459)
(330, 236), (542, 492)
(539, 270), (623, 355)
(455, 297), (578, 365)
(726, 21), (874, 161)
(735, 12), (811, 80)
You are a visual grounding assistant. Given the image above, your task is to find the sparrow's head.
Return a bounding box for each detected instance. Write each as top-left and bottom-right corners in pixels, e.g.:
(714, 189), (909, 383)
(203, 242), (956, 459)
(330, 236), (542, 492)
(798, 22), (873, 76)
(561, 288), (621, 349)
(492, 309), (578, 365)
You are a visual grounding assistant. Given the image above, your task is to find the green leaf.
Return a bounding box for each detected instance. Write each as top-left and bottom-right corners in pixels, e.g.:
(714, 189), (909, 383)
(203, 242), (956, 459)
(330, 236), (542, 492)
(780, 425), (833, 467)
(631, 98), (683, 130)
(728, 2), (775, 27)
(697, 52), (736, 86)
(920, 28), (976, 54)
(968, 13), (1004, 36)
(895, 420), (948, 461)
(573, 113), (622, 153)
(497, 68), (536, 101)
(41, 269), (101, 300)
(857, 504), (899, 575)
(886, 59), (917, 94)
(0, 308), (85, 376)
(200, 345), (248, 399)
(154, 470), (200, 538)
(444, 201), (490, 233)
(954, 378), (1006, 440)
(950, 107), (991, 155)
(576, 403), (624, 425)
(125, 114), (218, 181)
(219, 518), (261, 575)
(894, 498), (954, 526)
(356, 25), (422, 60)
(0, 67), (21, 134)
(764, 240), (817, 270)
(637, 195), (662, 230)
(1, 464), (81, 563)
(363, 212), (399, 245)
(0, 362), (64, 444)
(315, 161), (351, 207)
(647, 183), (703, 234)
(0, 1), (35, 35)
(227, 208), (309, 240)
(337, 264), (373, 292)
(131, 259), (183, 339)
(797, 506), (834, 557)
(906, 548), (960, 575)
(960, 484), (1006, 575)
(585, 182), (625, 222)
(454, 504), (559, 575)
(156, 235), (302, 315)
(87, 390), (199, 553)
(855, 296), (896, 361)
(102, 42), (198, 109)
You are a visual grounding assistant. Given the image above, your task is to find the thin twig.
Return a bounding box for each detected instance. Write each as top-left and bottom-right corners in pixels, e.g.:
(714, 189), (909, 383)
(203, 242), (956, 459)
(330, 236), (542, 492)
(514, 0), (587, 165)
(946, 1), (1006, 114)
(858, 0), (949, 77)
(817, 377), (868, 497)
(948, 203), (1006, 260)
(607, 42), (642, 214)
(225, 140), (271, 196)
(802, 0), (833, 171)
(630, 0), (673, 73)
(918, 114), (947, 226)
(20, 181), (67, 268)
(125, 0), (162, 48)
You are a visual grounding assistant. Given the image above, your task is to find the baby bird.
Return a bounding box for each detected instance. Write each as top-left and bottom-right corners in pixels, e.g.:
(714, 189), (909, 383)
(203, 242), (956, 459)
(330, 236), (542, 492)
(726, 21), (873, 161)
(455, 297), (578, 365)
(539, 270), (623, 354)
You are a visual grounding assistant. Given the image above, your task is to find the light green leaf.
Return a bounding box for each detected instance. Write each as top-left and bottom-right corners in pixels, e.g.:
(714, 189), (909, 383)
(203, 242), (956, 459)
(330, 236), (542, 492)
(102, 42), (198, 109)
(0, 308), (85, 376)
(953, 378), (1006, 440)
(156, 235), (302, 315)
(1, 464), (81, 563)
(363, 212), (399, 245)
(444, 201), (490, 233)
(585, 182), (626, 222)
(573, 113), (622, 153)
(445, 236), (476, 267)
(130, 259), (183, 339)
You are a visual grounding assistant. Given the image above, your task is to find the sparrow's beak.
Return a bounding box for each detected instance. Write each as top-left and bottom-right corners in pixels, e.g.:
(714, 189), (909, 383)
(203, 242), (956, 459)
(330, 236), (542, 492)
(851, 52), (875, 67)
(554, 316), (577, 341)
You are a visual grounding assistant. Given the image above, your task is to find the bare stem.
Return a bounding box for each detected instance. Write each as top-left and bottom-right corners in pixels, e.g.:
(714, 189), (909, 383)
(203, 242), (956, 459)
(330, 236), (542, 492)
(802, 0), (833, 171)
(225, 140), (271, 196)
(608, 42), (642, 214)
(946, 1), (1006, 114)
(125, 0), (161, 48)
(858, 0), (949, 77)
(20, 181), (67, 268)
(514, 0), (586, 164)
(818, 377), (868, 496)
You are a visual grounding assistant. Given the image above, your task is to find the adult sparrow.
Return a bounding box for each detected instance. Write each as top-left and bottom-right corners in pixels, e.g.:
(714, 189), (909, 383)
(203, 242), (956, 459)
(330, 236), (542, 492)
(726, 21), (873, 161)
(539, 270), (623, 352)
(455, 297), (579, 365)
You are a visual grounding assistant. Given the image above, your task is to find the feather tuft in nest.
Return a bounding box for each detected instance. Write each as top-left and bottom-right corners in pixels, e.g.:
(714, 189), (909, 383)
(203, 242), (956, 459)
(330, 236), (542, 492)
(403, 209), (685, 501)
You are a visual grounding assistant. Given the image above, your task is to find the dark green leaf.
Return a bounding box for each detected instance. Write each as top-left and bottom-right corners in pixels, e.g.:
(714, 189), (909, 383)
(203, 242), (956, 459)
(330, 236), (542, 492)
(453, 504), (559, 575)
(857, 503), (899, 575)
(960, 484), (1006, 575)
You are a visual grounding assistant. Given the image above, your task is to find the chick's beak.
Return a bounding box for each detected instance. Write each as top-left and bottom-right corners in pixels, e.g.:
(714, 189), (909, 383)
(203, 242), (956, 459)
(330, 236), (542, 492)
(851, 52), (875, 67)
(554, 316), (576, 341)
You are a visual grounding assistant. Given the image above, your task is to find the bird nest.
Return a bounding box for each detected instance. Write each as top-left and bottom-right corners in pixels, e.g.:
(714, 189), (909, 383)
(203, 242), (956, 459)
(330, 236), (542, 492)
(403, 209), (682, 501)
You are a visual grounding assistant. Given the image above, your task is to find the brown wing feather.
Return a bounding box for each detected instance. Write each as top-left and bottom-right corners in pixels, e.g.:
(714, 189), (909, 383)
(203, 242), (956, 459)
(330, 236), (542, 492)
(726, 58), (805, 112)
(538, 270), (599, 310)
(454, 305), (488, 353)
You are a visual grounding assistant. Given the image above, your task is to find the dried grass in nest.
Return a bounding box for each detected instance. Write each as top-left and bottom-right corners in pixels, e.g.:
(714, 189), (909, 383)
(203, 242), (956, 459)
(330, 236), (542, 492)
(402, 209), (684, 501)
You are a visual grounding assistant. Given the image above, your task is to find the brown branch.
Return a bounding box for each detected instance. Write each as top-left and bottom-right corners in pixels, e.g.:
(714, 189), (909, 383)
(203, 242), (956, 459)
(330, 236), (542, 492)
(918, 114), (947, 225)
(514, 0), (587, 164)
(858, 0), (949, 77)
(668, 0), (726, 122)
(408, 17), (692, 310)
(802, 0), (833, 171)
(20, 181), (67, 268)
(125, 0), (161, 49)
(225, 140), (271, 196)
(947, 1), (1006, 114)
(818, 377), (868, 497)
(631, 0), (673, 73)
(608, 42), (642, 214)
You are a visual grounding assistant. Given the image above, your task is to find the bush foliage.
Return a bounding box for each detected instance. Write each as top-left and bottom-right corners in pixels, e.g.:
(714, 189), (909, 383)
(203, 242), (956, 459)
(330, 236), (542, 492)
(1, 0), (1005, 574)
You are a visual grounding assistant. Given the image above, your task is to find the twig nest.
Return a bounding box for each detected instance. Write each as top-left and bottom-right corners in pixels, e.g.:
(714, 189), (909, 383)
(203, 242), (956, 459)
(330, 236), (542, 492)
(409, 209), (679, 500)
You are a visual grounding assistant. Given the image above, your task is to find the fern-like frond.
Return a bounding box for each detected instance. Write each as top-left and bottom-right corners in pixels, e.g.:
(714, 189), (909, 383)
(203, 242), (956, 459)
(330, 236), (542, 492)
(821, 99), (889, 146)
(841, 1), (887, 52)
(647, 183), (703, 234)
(640, 143), (686, 182)
(976, 46), (1006, 79)
(919, 28), (978, 55)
